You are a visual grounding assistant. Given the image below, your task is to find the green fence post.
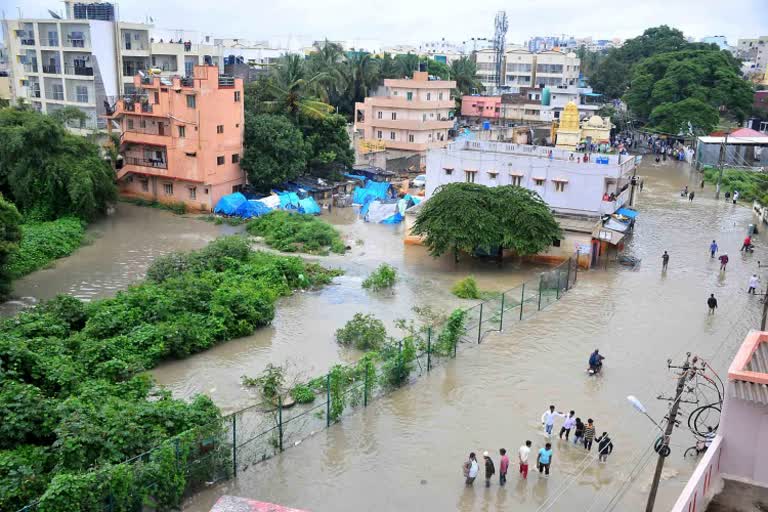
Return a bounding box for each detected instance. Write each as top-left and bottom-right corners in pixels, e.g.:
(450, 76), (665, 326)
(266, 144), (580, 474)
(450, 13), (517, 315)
(326, 373), (331, 428)
(565, 257), (572, 291)
(426, 327), (432, 372)
(556, 270), (562, 300)
(278, 395), (284, 452)
(232, 414), (237, 478)
(519, 283), (525, 320)
(364, 359), (370, 407)
(453, 327), (458, 358)
(538, 274), (544, 310)
(477, 303), (483, 344)
(499, 293), (505, 331)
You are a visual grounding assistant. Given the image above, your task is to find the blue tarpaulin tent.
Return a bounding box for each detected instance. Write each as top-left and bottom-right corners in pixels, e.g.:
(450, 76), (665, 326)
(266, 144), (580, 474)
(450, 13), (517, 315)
(234, 200), (272, 219)
(214, 192), (247, 215)
(353, 181), (391, 205)
(616, 207), (638, 219)
(278, 192), (301, 210)
(298, 197), (321, 215)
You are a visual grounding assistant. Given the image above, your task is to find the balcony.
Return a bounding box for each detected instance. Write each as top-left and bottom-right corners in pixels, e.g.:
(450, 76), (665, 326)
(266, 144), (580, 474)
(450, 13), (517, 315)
(122, 101), (153, 114)
(29, 89), (41, 99)
(64, 64), (94, 77)
(20, 38), (36, 46)
(600, 188), (630, 214)
(42, 64), (61, 74)
(23, 63), (39, 73)
(124, 156), (167, 169)
(63, 37), (89, 50)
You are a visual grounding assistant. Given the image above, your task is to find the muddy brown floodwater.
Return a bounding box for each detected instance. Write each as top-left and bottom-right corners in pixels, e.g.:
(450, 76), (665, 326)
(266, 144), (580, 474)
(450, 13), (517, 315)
(2, 158), (763, 512)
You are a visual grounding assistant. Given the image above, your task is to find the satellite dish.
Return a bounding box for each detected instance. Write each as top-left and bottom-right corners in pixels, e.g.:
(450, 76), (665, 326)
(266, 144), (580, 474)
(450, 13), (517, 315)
(48, 10), (61, 19)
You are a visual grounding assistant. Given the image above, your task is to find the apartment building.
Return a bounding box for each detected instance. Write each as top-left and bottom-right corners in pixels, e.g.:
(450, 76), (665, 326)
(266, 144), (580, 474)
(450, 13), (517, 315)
(737, 36), (768, 72)
(109, 65), (245, 211)
(2, 1), (222, 131)
(473, 48), (580, 91)
(354, 71), (456, 165)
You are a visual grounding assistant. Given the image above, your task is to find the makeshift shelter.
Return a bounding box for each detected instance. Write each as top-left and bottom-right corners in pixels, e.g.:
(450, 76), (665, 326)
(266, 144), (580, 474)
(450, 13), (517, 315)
(353, 180), (391, 205)
(214, 192), (247, 215)
(277, 191), (301, 210)
(234, 200), (272, 219)
(298, 197), (321, 215)
(257, 194), (281, 209)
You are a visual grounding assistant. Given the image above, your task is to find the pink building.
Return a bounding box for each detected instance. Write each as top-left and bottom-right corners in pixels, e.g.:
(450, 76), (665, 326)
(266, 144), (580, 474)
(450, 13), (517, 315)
(672, 331), (768, 512)
(460, 95), (501, 119)
(110, 65), (246, 212)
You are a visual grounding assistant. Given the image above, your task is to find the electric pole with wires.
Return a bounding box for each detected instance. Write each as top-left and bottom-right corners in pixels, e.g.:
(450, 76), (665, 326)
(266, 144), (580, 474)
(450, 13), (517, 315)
(645, 353), (703, 512)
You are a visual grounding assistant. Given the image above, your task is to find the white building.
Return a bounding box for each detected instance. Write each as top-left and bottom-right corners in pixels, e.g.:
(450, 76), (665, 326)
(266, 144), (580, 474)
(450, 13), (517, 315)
(474, 48), (580, 92)
(539, 83), (600, 122)
(736, 36), (768, 72)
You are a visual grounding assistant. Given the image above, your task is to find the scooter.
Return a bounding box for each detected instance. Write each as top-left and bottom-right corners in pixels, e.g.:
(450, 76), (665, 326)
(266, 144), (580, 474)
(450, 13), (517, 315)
(587, 364), (603, 376)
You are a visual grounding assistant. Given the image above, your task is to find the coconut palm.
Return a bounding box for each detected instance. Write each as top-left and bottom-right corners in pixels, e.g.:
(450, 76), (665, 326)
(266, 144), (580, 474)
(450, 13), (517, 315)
(395, 53), (421, 78)
(308, 39), (346, 105)
(377, 53), (400, 79)
(269, 54), (333, 119)
(450, 57), (484, 96)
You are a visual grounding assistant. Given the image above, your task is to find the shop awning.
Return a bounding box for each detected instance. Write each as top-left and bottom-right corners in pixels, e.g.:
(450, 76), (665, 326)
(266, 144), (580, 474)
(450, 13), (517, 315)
(552, 177), (569, 182)
(593, 226), (625, 246)
(616, 207), (638, 219)
(509, 171), (525, 176)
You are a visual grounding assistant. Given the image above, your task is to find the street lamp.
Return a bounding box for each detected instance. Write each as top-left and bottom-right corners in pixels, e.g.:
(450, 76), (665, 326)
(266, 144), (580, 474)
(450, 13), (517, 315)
(627, 395), (664, 432)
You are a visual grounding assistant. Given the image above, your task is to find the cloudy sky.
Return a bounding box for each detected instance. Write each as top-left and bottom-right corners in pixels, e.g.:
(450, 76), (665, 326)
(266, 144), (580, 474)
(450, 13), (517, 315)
(5, 0), (767, 48)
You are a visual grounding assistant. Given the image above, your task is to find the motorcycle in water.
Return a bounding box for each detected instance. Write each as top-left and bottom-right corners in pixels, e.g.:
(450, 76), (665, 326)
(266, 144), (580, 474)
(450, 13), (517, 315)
(587, 351), (605, 376)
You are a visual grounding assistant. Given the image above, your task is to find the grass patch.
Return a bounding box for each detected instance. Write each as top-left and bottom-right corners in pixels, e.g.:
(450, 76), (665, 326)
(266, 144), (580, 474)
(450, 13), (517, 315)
(451, 275), (481, 299)
(246, 210), (346, 255)
(362, 263), (397, 291)
(702, 167), (768, 203)
(5, 217), (86, 278)
(201, 214), (248, 226)
(120, 196), (187, 215)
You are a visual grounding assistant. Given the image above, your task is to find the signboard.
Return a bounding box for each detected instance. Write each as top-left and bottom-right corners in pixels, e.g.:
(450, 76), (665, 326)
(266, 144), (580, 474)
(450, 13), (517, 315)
(358, 139), (386, 154)
(598, 230), (612, 241)
(576, 243), (592, 254)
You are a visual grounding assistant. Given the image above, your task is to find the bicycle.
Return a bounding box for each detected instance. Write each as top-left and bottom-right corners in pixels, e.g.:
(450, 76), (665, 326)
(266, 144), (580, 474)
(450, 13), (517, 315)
(683, 440), (707, 458)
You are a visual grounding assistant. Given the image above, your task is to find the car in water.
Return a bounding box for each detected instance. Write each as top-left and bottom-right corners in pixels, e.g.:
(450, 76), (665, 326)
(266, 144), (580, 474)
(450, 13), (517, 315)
(411, 174), (427, 188)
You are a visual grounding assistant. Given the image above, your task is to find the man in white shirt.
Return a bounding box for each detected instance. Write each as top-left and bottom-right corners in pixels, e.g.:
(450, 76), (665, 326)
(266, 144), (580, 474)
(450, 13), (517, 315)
(541, 405), (565, 436)
(463, 452), (479, 485)
(748, 274), (760, 295)
(518, 440), (532, 479)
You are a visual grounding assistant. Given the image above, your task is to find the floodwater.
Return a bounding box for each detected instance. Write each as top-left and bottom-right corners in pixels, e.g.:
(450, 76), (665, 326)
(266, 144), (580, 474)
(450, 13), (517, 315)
(3, 158), (763, 511)
(182, 158), (763, 512)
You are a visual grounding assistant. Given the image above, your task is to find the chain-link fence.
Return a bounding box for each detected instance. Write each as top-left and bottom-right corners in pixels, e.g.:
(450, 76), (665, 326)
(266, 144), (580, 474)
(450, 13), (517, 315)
(19, 254), (579, 512)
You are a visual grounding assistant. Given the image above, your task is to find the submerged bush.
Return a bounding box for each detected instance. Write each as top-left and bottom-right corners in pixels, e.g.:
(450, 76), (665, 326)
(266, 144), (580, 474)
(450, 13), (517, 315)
(362, 263), (397, 291)
(5, 217), (85, 278)
(335, 313), (388, 350)
(451, 275), (480, 299)
(246, 210), (346, 255)
(290, 384), (316, 404)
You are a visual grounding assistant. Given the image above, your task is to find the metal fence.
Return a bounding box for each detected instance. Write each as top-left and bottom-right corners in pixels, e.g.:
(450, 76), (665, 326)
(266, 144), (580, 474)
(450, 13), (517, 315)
(19, 254), (579, 512)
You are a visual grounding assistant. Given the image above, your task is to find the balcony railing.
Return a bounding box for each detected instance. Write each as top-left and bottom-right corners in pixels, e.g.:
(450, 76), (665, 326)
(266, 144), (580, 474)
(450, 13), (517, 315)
(29, 89), (41, 98)
(124, 156), (167, 169)
(46, 39), (59, 47)
(122, 101), (152, 113)
(218, 76), (235, 88)
(180, 77), (194, 87)
(48, 91), (65, 101)
(42, 64), (61, 74)
(20, 38), (36, 46)
(23, 63), (39, 73)
(64, 64), (94, 76)
(64, 38), (88, 48)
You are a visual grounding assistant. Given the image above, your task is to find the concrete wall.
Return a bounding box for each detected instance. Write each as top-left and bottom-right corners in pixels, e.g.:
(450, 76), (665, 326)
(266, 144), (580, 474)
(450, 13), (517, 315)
(719, 388), (768, 485)
(670, 435), (724, 512)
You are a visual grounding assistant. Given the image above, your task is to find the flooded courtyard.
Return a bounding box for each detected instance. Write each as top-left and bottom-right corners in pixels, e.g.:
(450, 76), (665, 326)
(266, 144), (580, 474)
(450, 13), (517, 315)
(3, 157), (764, 511)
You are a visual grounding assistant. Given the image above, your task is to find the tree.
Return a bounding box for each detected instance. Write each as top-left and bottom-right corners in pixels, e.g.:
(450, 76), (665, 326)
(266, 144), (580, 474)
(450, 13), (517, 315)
(339, 52), (380, 115)
(298, 112), (354, 173)
(0, 195), (22, 299)
(376, 53), (400, 79)
(241, 114), (307, 191)
(48, 106), (87, 127)
(412, 183), (561, 262)
(450, 57), (483, 96)
(648, 98), (720, 134)
(395, 53), (421, 77)
(268, 55), (334, 119)
(427, 59), (451, 80)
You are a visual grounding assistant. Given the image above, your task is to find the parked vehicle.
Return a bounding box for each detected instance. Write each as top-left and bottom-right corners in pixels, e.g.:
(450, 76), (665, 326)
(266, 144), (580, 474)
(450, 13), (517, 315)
(412, 175), (427, 188)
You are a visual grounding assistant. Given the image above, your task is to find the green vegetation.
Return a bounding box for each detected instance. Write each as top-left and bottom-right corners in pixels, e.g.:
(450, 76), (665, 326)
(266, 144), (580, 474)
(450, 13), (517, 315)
(246, 210), (346, 255)
(120, 196), (187, 215)
(412, 183), (562, 262)
(335, 313), (389, 350)
(362, 263), (397, 291)
(4, 217), (85, 278)
(452, 276), (481, 299)
(702, 167), (768, 204)
(201, 214), (248, 226)
(242, 363), (286, 403)
(289, 384), (315, 404)
(242, 114), (308, 191)
(0, 196), (21, 298)
(0, 236), (340, 510)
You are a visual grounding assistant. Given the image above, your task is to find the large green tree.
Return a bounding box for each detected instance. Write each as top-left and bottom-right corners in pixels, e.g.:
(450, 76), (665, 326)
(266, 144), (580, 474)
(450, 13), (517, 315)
(450, 57), (483, 96)
(648, 98), (720, 135)
(0, 195), (22, 299)
(241, 114), (307, 191)
(298, 113), (354, 173)
(412, 183), (561, 261)
(0, 108), (115, 220)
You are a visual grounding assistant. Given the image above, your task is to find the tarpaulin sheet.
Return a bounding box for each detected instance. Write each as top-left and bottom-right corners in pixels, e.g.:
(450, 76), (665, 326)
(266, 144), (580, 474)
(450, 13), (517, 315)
(298, 197), (321, 215)
(381, 212), (404, 224)
(353, 181), (391, 205)
(365, 201), (398, 223)
(234, 200), (271, 219)
(214, 192), (247, 215)
(278, 192), (301, 209)
(616, 207), (638, 219)
(257, 195), (281, 209)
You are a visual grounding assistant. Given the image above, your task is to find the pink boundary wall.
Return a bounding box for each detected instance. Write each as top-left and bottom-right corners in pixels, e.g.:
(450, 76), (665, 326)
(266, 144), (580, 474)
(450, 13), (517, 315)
(670, 435), (723, 512)
(210, 495), (309, 512)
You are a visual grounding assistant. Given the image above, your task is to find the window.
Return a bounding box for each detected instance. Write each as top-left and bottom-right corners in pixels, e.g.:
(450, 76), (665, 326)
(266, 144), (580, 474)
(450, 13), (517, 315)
(487, 171), (498, 180)
(464, 170), (476, 183)
(231, 154), (239, 164)
(140, 180), (149, 192)
(234, 91), (241, 102)
(390, 131), (395, 140)
(552, 239), (561, 247)
(140, 119), (146, 128)
(377, 111), (383, 119)
(554, 181), (566, 192)
(217, 125), (224, 134)
(217, 156), (225, 165)
(534, 178), (545, 186)
(186, 95), (196, 108)
(163, 183), (173, 195)
(427, 92), (431, 100)
(51, 84), (64, 101)
(377, 130), (382, 139)
(189, 187), (197, 200)
(406, 91), (413, 101)
(443, 168), (453, 175)
(391, 112), (397, 120)
(510, 175), (522, 186)
(408, 134), (414, 142)
(127, 119), (134, 130)
(439, 92), (443, 100)
(178, 125), (185, 138)
(153, 91), (159, 104)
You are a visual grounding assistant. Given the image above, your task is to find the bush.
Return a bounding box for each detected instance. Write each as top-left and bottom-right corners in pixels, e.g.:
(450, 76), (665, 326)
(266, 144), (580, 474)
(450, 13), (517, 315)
(246, 210), (346, 255)
(362, 263), (397, 291)
(5, 217), (85, 278)
(120, 197), (186, 215)
(452, 276), (480, 299)
(290, 384), (315, 404)
(335, 313), (388, 350)
(702, 167), (768, 203)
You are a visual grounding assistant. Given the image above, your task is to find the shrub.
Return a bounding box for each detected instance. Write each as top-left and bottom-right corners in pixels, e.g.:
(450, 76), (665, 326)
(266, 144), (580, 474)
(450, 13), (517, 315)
(335, 313), (388, 350)
(362, 263), (397, 291)
(5, 217), (85, 278)
(452, 275), (480, 299)
(246, 210), (346, 255)
(380, 338), (416, 389)
(290, 384), (315, 404)
(242, 364), (285, 403)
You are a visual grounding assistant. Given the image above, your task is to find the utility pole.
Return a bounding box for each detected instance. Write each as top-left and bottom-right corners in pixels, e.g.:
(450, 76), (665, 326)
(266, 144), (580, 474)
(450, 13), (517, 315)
(646, 353), (700, 512)
(715, 130), (729, 199)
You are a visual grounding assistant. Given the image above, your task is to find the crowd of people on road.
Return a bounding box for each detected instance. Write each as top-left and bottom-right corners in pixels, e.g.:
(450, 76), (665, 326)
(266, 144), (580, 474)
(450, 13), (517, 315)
(463, 405), (614, 487)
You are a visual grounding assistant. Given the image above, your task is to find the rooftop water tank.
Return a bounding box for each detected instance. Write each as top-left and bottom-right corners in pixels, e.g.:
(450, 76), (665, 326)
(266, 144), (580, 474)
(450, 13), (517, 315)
(541, 87), (551, 106)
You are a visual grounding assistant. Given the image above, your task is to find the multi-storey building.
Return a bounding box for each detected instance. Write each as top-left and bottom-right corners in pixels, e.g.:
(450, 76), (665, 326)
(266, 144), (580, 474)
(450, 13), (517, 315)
(736, 36), (768, 72)
(108, 65), (245, 211)
(354, 71), (455, 166)
(473, 48), (580, 92)
(2, 1), (222, 131)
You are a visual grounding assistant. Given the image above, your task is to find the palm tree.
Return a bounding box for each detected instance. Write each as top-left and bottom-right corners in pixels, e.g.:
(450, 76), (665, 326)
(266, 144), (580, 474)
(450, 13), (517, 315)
(269, 54), (333, 119)
(344, 52), (380, 105)
(308, 39), (346, 105)
(377, 53), (400, 79)
(395, 53), (421, 78)
(450, 57), (484, 96)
